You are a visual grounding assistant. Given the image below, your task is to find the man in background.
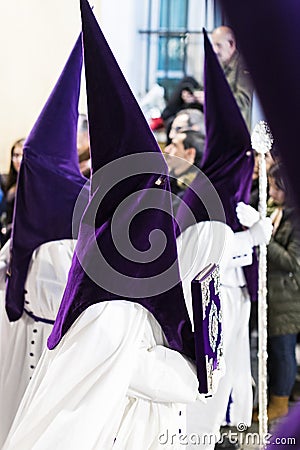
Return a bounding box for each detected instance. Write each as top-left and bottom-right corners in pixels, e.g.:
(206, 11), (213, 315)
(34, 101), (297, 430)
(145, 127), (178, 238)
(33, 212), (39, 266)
(195, 26), (253, 130)
(164, 129), (204, 214)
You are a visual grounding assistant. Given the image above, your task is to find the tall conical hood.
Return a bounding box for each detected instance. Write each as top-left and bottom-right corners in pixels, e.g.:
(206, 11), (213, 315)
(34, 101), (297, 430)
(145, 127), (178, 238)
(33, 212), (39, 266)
(48, 0), (195, 363)
(177, 29), (254, 232)
(201, 28), (254, 230)
(221, 0), (300, 214)
(6, 35), (88, 321)
(80, 0), (163, 184)
(176, 29), (257, 300)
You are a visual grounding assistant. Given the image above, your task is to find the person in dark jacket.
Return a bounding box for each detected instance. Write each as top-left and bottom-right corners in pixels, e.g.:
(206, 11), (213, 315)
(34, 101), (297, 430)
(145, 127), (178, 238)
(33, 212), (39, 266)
(237, 162), (300, 423)
(266, 163), (300, 421)
(193, 27), (254, 131)
(161, 76), (203, 144)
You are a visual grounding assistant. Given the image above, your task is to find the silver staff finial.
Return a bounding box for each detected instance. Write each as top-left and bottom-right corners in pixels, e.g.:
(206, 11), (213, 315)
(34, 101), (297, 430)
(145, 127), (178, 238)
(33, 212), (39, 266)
(251, 120), (274, 155)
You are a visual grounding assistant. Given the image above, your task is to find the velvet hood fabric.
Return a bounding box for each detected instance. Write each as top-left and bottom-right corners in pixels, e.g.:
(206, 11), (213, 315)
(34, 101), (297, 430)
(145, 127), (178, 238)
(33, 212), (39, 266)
(48, 0), (195, 364)
(176, 29), (258, 300)
(5, 35), (88, 321)
(220, 0), (300, 216)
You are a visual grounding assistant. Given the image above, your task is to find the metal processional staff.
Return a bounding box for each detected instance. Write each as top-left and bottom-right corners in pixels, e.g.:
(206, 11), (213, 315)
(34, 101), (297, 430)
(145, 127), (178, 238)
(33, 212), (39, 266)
(251, 121), (274, 445)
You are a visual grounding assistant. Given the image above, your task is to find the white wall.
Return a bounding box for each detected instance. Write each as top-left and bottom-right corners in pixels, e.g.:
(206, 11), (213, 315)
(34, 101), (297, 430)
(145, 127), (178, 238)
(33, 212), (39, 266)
(0, 0), (79, 171)
(0, 0), (208, 172)
(99, 0), (146, 98)
(0, 0), (145, 173)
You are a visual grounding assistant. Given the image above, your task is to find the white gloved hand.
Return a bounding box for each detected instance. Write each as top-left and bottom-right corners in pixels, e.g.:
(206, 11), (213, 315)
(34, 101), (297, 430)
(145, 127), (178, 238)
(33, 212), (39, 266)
(248, 217), (273, 246)
(236, 202), (260, 228)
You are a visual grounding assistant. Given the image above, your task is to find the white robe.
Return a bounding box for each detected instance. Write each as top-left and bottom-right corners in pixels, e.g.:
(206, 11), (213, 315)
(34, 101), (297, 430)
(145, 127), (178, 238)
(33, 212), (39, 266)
(3, 301), (199, 450)
(177, 221), (253, 448)
(0, 239), (76, 448)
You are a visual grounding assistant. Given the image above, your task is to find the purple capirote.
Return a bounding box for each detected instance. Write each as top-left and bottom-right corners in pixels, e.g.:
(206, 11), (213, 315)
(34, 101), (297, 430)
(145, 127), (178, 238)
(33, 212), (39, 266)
(176, 29), (258, 301)
(48, 0), (197, 369)
(5, 35), (88, 322)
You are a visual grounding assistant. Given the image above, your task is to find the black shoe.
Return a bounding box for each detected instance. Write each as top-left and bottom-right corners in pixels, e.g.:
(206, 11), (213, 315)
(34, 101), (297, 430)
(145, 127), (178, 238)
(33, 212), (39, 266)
(215, 435), (240, 450)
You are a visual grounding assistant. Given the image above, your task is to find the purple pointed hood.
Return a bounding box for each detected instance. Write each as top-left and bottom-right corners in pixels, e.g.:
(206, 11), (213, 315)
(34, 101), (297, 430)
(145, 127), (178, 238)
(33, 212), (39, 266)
(201, 28), (254, 229)
(47, 0), (195, 362)
(5, 35), (89, 322)
(176, 29), (257, 300)
(221, 0), (300, 215)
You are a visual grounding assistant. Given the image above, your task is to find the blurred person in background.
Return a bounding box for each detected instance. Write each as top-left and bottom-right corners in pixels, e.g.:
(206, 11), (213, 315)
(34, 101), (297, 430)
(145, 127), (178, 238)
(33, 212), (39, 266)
(1, 138), (25, 245)
(168, 108), (205, 143)
(161, 76), (203, 144)
(77, 113), (91, 178)
(242, 163), (300, 423)
(164, 130), (204, 214)
(266, 163), (300, 421)
(195, 26), (253, 131)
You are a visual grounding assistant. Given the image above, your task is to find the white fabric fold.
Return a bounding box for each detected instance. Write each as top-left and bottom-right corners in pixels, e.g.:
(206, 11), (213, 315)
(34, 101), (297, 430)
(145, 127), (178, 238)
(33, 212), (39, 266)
(4, 301), (199, 450)
(0, 239), (75, 448)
